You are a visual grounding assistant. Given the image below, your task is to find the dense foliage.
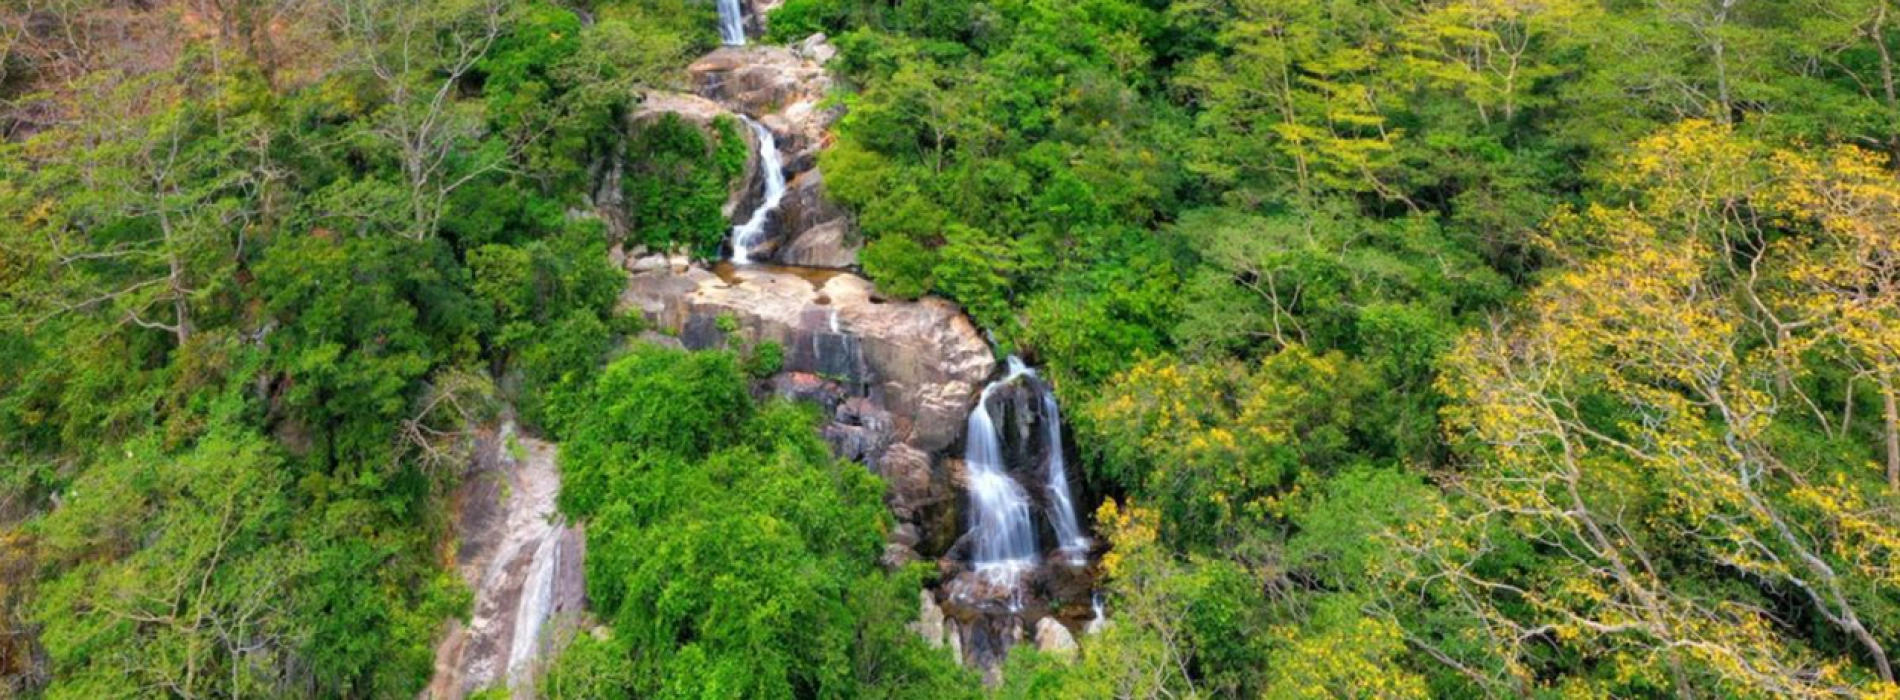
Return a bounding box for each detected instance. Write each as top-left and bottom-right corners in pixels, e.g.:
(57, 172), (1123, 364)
(0, 0), (684, 694)
(768, 0), (1900, 695)
(5, 0), (1900, 697)
(546, 347), (974, 698)
(622, 113), (751, 257)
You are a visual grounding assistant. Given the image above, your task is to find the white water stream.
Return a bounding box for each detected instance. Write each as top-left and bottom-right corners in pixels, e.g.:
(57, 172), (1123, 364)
(1029, 366), (1090, 560)
(507, 521), (565, 688)
(965, 360), (1040, 578)
(962, 357), (1091, 583)
(730, 116), (785, 264)
(716, 0), (746, 45)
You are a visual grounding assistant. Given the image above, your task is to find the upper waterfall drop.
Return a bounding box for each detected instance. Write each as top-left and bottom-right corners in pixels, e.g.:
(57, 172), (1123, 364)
(716, 0), (746, 45)
(730, 116), (785, 264)
(965, 360), (1040, 577)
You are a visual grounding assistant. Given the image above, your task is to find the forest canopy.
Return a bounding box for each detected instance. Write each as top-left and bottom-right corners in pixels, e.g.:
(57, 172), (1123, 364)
(4, 0), (1900, 697)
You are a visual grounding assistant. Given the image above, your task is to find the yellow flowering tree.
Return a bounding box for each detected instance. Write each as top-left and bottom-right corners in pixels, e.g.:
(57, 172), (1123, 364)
(1434, 121), (1900, 695)
(1079, 346), (1371, 552)
(1772, 145), (1900, 489)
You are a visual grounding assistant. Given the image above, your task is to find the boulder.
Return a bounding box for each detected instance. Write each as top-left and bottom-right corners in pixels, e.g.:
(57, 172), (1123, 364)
(775, 170), (842, 238)
(951, 616), (1025, 677)
(946, 620), (964, 666)
(690, 45), (832, 120)
(824, 420), (890, 466)
(1034, 618), (1079, 663)
(631, 90), (729, 124)
(878, 443), (937, 521)
(941, 568), (1039, 622)
(776, 221), (858, 269)
(796, 32), (838, 64)
(826, 396), (896, 468)
(881, 543), (919, 569)
(911, 590), (947, 649)
(767, 169), (857, 268)
(619, 261), (994, 453)
(1042, 557), (1101, 619)
(879, 441), (963, 557)
(890, 522), (922, 549)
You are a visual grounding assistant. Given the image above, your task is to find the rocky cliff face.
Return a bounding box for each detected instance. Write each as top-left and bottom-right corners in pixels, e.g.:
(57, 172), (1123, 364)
(618, 256), (995, 564)
(434, 12), (1089, 694)
(683, 37), (858, 268)
(594, 35), (857, 268)
(426, 426), (585, 699)
(607, 34), (986, 569)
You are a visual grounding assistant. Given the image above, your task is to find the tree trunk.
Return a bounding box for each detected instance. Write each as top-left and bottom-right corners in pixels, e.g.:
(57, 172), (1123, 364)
(1869, 3), (1900, 159)
(1880, 370), (1899, 491)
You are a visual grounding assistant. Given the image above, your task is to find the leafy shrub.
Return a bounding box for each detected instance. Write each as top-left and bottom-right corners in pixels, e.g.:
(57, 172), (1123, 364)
(623, 113), (748, 258)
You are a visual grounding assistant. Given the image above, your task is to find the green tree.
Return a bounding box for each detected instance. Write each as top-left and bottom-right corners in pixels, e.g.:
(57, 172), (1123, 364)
(32, 424), (306, 697)
(548, 346), (969, 698)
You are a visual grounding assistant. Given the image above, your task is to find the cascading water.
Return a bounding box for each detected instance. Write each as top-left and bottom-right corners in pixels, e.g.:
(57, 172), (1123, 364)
(730, 116), (785, 264)
(965, 361), (1040, 579)
(1028, 366), (1090, 560)
(508, 522), (565, 686)
(963, 357), (1091, 576)
(716, 0), (746, 45)
(1086, 592), (1108, 635)
(427, 424), (580, 698)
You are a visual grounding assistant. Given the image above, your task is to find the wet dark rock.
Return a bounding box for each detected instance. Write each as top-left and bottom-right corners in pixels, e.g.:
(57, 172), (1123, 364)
(979, 373), (1060, 489)
(952, 614), (1028, 679)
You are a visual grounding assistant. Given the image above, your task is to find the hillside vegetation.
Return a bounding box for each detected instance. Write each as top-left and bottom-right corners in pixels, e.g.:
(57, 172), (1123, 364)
(3, 0), (1900, 697)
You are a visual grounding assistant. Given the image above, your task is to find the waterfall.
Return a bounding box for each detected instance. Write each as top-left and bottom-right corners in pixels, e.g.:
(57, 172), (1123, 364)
(508, 522), (564, 685)
(1085, 592), (1108, 635)
(730, 116), (785, 264)
(963, 356), (1090, 581)
(1034, 374), (1090, 559)
(716, 0), (746, 46)
(965, 361), (1040, 578)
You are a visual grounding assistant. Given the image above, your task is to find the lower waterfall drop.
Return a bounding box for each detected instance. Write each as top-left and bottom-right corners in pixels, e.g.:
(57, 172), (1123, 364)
(961, 357), (1092, 578)
(508, 522), (564, 687)
(1019, 361), (1089, 562)
(964, 361), (1040, 585)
